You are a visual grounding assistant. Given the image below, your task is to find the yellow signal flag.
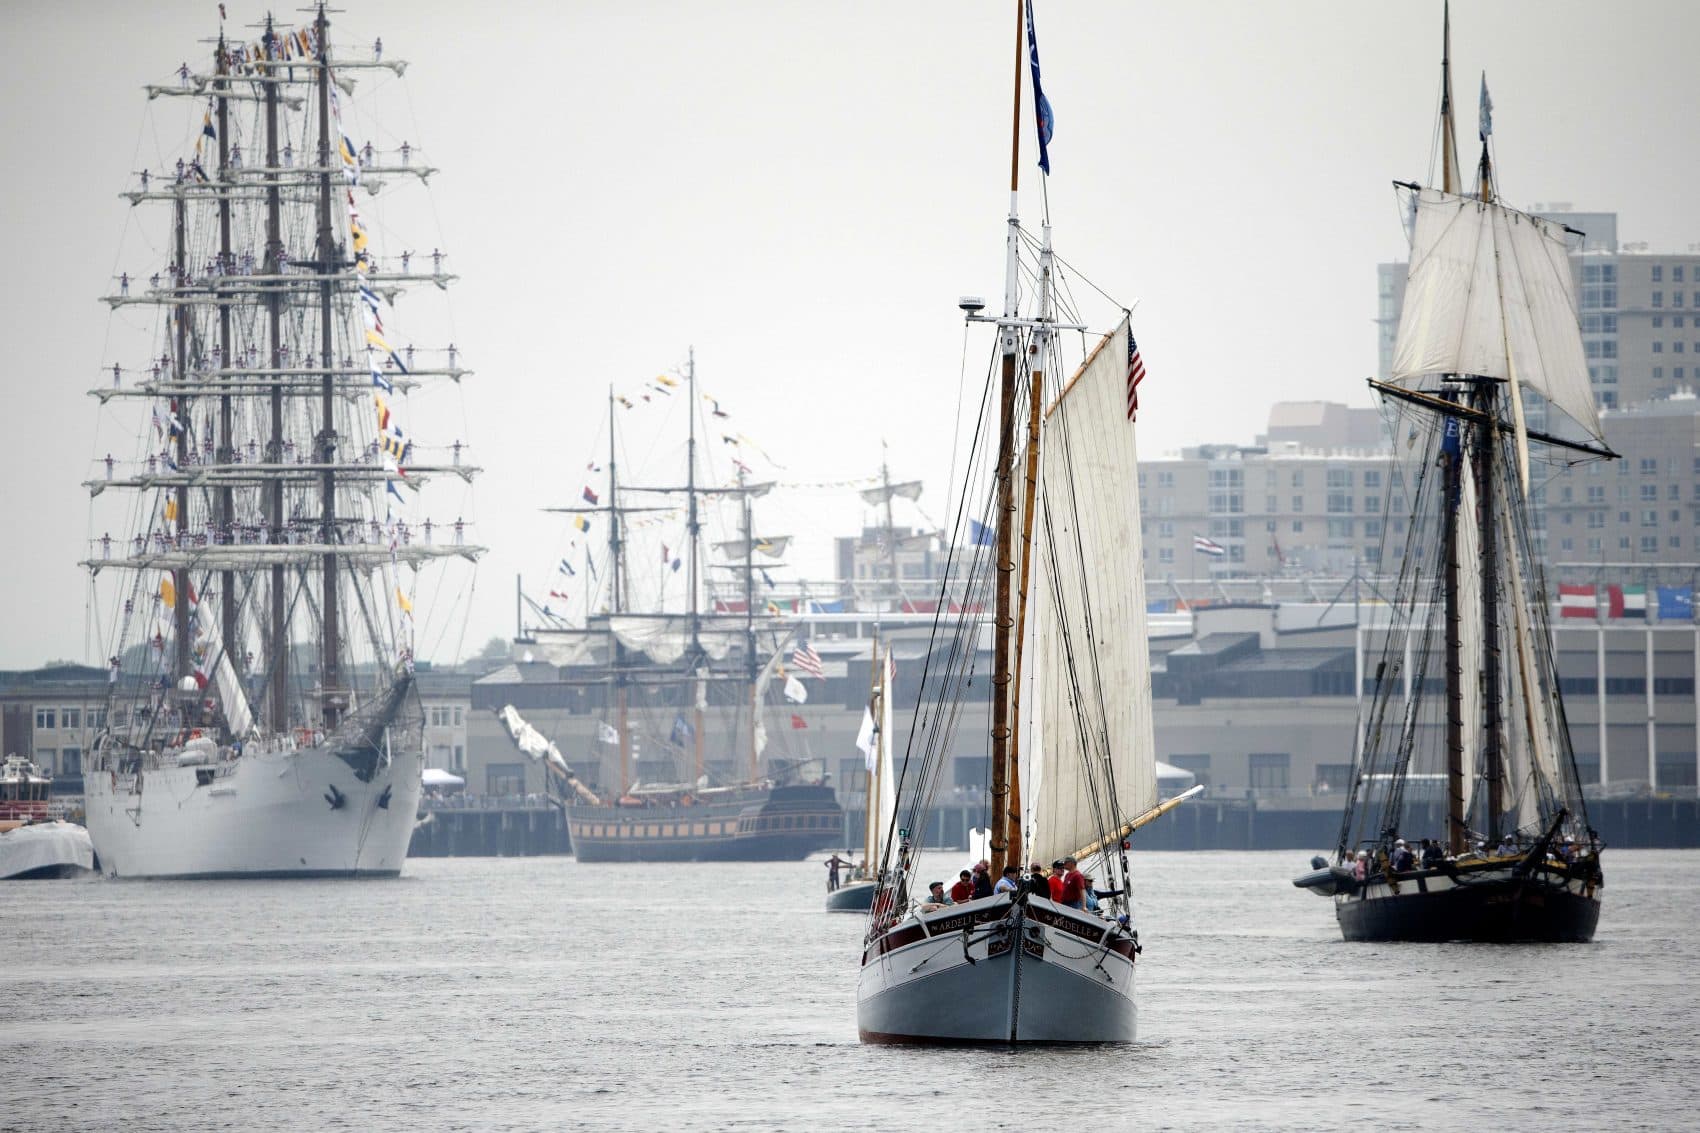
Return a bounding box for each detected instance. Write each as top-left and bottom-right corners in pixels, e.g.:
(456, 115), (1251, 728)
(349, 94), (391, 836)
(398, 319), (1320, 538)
(160, 575), (176, 609)
(395, 587), (413, 615)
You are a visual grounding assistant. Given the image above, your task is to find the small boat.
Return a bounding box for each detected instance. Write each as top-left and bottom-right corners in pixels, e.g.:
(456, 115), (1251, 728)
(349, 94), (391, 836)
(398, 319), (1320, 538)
(826, 636), (896, 912)
(0, 755), (94, 880)
(1294, 4), (1606, 943)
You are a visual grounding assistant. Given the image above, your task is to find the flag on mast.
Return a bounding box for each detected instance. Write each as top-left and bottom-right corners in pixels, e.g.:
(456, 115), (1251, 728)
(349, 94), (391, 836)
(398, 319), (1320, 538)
(1125, 330), (1146, 421)
(1025, 0), (1055, 174)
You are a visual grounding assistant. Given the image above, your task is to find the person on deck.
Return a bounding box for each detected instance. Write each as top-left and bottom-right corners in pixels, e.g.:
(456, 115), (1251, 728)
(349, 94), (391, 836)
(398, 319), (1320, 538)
(1419, 838), (1445, 869)
(994, 865), (1021, 894)
(948, 870), (974, 904)
(1352, 850), (1369, 881)
(922, 881), (950, 909)
(1058, 857), (1087, 909)
(1027, 862), (1050, 900)
(824, 854), (850, 892)
(1390, 839), (1415, 872)
(971, 861), (993, 899)
(1497, 834), (1518, 858)
(1048, 860), (1067, 902)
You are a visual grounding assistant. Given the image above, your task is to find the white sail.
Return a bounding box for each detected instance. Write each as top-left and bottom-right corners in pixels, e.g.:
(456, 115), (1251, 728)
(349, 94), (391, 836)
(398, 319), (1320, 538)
(1030, 319), (1157, 865)
(1390, 189), (1602, 443)
(875, 647), (896, 864)
(195, 598), (255, 738)
(1456, 471), (1482, 825)
(1494, 472), (1564, 830)
(608, 616), (738, 664)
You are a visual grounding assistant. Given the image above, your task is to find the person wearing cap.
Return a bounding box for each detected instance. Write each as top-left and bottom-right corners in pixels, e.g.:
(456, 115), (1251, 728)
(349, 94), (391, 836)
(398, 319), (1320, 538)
(922, 880), (950, 909)
(971, 860), (994, 900)
(993, 865), (1022, 894)
(1047, 860), (1068, 903)
(1390, 839), (1415, 872)
(1058, 857), (1087, 909)
(948, 869), (974, 904)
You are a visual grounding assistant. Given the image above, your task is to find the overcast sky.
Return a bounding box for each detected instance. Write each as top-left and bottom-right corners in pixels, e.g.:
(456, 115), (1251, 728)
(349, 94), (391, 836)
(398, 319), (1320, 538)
(2, 0), (1697, 670)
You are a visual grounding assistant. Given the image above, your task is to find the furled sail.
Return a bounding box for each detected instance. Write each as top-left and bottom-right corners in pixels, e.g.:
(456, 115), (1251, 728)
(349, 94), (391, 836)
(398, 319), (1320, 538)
(195, 598), (255, 738)
(607, 616), (738, 664)
(1390, 189), (1602, 444)
(1029, 318), (1157, 865)
(860, 480), (924, 506)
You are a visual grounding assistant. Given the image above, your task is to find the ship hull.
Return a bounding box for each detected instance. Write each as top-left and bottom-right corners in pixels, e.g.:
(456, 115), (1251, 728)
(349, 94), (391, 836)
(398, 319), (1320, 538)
(857, 893), (1137, 1044)
(565, 783), (842, 863)
(83, 742), (423, 880)
(0, 821), (95, 880)
(1334, 861), (1601, 943)
(826, 879), (876, 912)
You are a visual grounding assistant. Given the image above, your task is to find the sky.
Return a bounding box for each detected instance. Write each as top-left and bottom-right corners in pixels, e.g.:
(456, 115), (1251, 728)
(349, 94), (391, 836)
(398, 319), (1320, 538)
(2, 0), (1697, 670)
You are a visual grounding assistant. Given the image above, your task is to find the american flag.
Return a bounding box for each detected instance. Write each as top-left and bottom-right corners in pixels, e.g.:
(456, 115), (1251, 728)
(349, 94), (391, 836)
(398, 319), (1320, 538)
(1125, 329), (1146, 421)
(792, 639), (824, 679)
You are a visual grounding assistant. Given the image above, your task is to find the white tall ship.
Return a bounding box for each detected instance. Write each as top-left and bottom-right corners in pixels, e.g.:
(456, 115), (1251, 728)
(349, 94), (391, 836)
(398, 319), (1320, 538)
(81, 9), (481, 879)
(856, 0), (1191, 1044)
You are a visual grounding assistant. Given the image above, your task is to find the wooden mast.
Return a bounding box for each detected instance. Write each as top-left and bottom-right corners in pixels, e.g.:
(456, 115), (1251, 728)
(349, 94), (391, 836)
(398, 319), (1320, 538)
(262, 16), (289, 733)
(213, 34), (239, 689)
(1439, 0), (1459, 196)
(313, 4), (343, 729)
(987, 0), (1025, 881)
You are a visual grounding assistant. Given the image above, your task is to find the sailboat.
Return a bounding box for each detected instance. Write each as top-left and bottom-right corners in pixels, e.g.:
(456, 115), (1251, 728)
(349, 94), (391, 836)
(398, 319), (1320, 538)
(856, 1), (1192, 1045)
(825, 637), (894, 912)
(494, 353), (842, 863)
(1293, 5), (1607, 942)
(80, 9), (481, 879)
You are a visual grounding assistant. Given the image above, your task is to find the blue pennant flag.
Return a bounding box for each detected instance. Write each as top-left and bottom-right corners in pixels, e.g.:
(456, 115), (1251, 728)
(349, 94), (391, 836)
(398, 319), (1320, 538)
(969, 518), (995, 546)
(1026, 0), (1054, 174)
(559, 558), (576, 577)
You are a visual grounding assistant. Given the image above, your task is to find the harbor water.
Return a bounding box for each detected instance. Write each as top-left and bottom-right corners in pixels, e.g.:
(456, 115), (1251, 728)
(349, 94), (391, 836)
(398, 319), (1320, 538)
(5, 850), (1695, 1131)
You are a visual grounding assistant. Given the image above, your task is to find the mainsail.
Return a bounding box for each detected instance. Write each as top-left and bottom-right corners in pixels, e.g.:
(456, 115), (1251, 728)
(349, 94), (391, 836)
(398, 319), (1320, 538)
(1390, 189), (1602, 444)
(1029, 317), (1157, 865)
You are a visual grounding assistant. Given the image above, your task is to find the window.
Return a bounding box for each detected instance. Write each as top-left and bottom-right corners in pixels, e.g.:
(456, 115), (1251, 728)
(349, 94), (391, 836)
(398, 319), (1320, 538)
(1314, 763), (1352, 793)
(1677, 266), (1687, 283)
(1157, 520), (1174, 538)
(1328, 518), (1354, 539)
(1363, 469), (1381, 488)
(1158, 497), (1174, 515)
(1679, 317), (1688, 329)
(1641, 484), (1658, 501)
(486, 763), (526, 796)
(35, 749), (55, 775)
(61, 749), (82, 776)
(1158, 547), (1174, 564)
(453, 706), (463, 726)
(1642, 535), (1659, 553)
(1671, 485), (1682, 501)
(1653, 265), (1664, 282)
(1292, 495), (1304, 511)
(1326, 493), (1354, 514)
(1364, 496), (1380, 514)
(34, 708), (55, 730)
(453, 745), (465, 772)
(1653, 292), (1664, 308)
(1291, 471), (1304, 488)
(1654, 315), (1665, 328)
(1266, 495), (1277, 514)
(1364, 519), (1383, 538)
(1560, 538), (1574, 552)
(1641, 458), (1658, 474)
(1642, 509), (1658, 527)
(1326, 469), (1353, 489)
(1292, 520), (1304, 533)
(61, 708), (80, 730)
(1157, 470), (1175, 488)
(1249, 753), (1290, 790)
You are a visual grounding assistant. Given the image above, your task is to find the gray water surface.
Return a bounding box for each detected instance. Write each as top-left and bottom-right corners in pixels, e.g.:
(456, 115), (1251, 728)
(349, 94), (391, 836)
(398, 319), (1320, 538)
(5, 850), (1694, 1131)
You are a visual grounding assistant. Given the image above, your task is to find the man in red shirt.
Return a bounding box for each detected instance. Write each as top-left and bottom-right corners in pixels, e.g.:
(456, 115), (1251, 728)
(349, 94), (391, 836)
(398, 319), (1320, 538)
(1058, 856), (1087, 909)
(948, 869), (974, 904)
(1047, 860), (1067, 902)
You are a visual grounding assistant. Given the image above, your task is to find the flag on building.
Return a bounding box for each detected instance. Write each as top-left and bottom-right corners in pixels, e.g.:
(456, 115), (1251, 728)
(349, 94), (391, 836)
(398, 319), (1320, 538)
(1193, 534), (1226, 557)
(791, 639), (823, 679)
(1606, 584), (1647, 619)
(1657, 586), (1694, 621)
(1558, 583), (1597, 619)
(1125, 331), (1146, 421)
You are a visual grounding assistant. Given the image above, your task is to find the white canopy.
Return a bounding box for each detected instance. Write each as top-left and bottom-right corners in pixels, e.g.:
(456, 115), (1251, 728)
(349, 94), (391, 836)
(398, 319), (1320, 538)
(422, 768), (465, 787)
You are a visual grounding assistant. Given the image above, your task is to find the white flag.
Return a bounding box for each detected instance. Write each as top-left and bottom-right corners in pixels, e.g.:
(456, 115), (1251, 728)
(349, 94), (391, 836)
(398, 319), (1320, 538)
(597, 722), (619, 745)
(855, 706), (877, 771)
(784, 674), (808, 704)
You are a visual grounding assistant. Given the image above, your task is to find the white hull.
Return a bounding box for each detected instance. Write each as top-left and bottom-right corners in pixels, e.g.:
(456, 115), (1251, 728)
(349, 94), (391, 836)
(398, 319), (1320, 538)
(857, 893), (1137, 1044)
(83, 743), (423, 879)
(0, 821), (95, 879)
